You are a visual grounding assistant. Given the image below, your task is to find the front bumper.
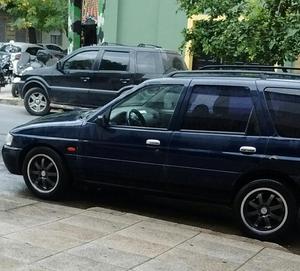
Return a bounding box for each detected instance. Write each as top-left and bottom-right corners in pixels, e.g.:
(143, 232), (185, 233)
(2, 145), (23, 175)
(12, 80), (25, 98)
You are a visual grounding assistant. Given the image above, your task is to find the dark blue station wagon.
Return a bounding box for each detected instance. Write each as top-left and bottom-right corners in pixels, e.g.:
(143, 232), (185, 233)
(2, 74), (300, 240)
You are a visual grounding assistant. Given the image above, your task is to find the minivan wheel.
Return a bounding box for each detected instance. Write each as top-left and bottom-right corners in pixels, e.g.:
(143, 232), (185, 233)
(22, 147), (70, 199)
(24, 87), (50, 116)
(234, 179), (297, 240)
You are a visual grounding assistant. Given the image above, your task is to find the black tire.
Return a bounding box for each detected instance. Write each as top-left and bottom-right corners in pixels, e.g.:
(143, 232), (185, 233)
(24, 87), (50, 116)
(11, 84), (19, 97)
(22, 147), (70, 200)
(234, 179), (297, 240)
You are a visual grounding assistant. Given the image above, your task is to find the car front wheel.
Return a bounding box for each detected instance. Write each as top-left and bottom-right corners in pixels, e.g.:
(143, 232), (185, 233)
(234, 179), (297, 240)
(24, 87), (50, 116)
(22, 147), (70, 199)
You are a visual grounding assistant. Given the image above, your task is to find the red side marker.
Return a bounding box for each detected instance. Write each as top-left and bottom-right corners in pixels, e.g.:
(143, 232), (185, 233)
(67, 146), (77, 153)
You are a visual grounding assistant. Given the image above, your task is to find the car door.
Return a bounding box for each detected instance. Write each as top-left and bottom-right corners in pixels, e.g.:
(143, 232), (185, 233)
(50, 49), (99, 106)
(79, 82), (187, 190)
(165, 81), (268, 203)
(88, 49), (135, 107)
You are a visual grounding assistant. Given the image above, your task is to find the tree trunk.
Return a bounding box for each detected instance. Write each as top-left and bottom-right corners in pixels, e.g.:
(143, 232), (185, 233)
(28, 27), (37, 44)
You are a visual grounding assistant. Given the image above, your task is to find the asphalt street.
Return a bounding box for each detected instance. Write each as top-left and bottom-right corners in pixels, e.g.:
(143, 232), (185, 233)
(0, 103), (300, 255)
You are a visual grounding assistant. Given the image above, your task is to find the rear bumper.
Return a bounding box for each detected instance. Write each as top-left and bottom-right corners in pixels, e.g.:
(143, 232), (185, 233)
(1, 145), (23, 175)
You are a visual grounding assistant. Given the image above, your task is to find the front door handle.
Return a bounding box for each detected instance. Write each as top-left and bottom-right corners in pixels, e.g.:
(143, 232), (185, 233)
(240, 146), (256, 154)
(146, 139), (160, 146)
(120, 78), (130, 84)
(80, 76), (90, 83)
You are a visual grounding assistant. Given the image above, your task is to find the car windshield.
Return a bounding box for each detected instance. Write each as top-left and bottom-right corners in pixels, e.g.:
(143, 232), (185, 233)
(162, 52), (187, 73)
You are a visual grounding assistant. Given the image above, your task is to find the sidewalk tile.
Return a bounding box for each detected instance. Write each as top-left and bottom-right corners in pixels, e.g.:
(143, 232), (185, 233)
(0, 255), (23, 271)
(0, 237), (55, 264)
(33, 252), (125, 271)
(237, 248), (300, 271)
(93, 233), (170, 257)
(133, 247), (239, 271)
(178, 232), (262, 264)
(68, 241), (149, 269)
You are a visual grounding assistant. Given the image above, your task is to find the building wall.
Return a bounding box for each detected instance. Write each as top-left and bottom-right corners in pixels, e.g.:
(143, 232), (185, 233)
(103, 0), (187, 52)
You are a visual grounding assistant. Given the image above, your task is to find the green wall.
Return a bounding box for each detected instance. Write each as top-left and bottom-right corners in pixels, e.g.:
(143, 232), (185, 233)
(103, 0), (187, 52)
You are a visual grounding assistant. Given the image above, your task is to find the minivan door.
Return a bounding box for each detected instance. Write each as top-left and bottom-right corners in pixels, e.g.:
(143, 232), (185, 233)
(88, 49), (135, 107)
(165, 82), (268, 203)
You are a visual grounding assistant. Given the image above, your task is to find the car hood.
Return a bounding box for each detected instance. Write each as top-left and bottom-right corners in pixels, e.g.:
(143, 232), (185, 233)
(10, 109), (88, 135)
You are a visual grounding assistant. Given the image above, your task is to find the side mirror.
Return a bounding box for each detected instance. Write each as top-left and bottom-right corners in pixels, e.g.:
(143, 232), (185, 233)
(95, 115), (108, 127)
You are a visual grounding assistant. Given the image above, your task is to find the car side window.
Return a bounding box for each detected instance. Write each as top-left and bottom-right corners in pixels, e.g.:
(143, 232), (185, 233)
(109, 84), (184, 129)
(26, 47), (42, 55)
(99, 51), (130, 71)
(63, 51), (98, 70)
(182, 85), (254, 133)
(265, 88), (300, 138)
(136, 52), (162, 74)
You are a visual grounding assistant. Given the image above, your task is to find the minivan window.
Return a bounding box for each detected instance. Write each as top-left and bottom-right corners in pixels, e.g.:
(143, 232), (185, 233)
(265, 88), (300, 138)
(182, 85), (253, 133)
(136, 52), (162, 74)
(99, 51), (130, 71)
(63, 50), (98, 70)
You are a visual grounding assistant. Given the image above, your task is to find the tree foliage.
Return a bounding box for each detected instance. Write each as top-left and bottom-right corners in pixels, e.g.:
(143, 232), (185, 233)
(178, 0), (300, 65)
(0, 0), (68, 33)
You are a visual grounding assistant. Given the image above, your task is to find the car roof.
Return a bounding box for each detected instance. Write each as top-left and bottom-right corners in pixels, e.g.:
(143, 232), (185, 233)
(77, 44), (180, 54)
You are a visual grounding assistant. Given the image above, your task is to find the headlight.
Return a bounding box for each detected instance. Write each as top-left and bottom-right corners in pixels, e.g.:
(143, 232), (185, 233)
(5, 133), (13, 146)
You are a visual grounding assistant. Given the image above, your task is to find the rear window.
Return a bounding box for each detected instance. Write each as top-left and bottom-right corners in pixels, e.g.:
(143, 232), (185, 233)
(265, 88), (300, 138)
(162, 52), (187, 73)
(136, 52), (162, 74)
(0, 45), (21, 53)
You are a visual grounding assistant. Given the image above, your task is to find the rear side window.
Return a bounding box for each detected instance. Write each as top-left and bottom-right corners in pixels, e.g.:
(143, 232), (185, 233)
(162, 52), (186, 73)
(99, 51), (130, 71)
(136, 52), (162, 74)
(182, 85), (254, 133)
(26, 47), (42, 56)
(265, 88), (300, 138)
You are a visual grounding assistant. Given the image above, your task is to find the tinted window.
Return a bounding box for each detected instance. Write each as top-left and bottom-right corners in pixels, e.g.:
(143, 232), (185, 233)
(182, 85), (253, 133)
(265, 88), (300, 138)
(136, 52), (162, 74)
(99, 51), (129, 71)
(109, 84), (184, 129)
(64, 51), (98, 70)
(162, 52), (186, 73)
(26, 47), (42, 55)
(47, 45), (63, 51)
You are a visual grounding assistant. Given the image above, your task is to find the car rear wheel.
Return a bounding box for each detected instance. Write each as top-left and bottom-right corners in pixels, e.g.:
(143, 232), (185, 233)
(22, 147), (70, 199)
(234, 179), (297, 240)
(24, 87), (50, 116)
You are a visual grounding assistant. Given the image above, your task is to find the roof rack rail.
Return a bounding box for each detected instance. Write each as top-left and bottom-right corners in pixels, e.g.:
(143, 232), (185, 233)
(137, 43), (162, 48)
(101, 42), (126, 47)
(199, 65), (300, 72)
(167, 70), (300, 80)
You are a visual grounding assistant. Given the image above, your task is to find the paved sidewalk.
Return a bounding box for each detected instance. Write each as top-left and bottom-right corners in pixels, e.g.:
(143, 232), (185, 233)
(0, 84), (22, 106)
(0, 195), (299, 271)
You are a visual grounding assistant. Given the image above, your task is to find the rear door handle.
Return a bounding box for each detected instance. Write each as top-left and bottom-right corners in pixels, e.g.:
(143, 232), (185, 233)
(80, 77), (90, 83)
(120, 78), (130, 84)
(240, 146), (256, 154)
(146, 139), (160, 146)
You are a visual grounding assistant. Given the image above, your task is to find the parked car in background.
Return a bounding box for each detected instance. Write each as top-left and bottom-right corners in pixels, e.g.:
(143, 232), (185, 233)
(3, 67), (300, 241)
(16, 43), (187, 116)
(0, 42), (44, 76)
(37, 43), (66, 59)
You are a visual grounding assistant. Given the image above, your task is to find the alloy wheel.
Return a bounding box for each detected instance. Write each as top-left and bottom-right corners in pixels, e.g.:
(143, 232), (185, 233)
(27, 154), (59, 193)
(240, 187), (288, 234)
(28, 92), (48, 113)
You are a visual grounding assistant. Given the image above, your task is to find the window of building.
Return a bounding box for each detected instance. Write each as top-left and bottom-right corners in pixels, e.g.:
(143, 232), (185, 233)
(265, 88), (300, 138)
(50, 34), (62, 46)
(182, 85), (253, 133)
(99, 51), (130, 71)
